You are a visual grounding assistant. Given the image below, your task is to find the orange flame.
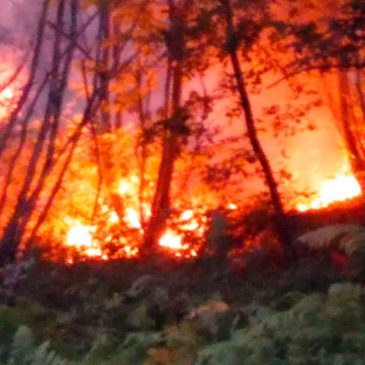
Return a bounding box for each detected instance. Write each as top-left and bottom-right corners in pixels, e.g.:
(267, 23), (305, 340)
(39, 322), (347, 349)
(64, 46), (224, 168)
(63, 157), (363, 261)
(296, 163), (362, 212)
(66, 222), (94, 248)
(124, 207), (142, 229)
(159, 229), (183, 250)
(65, 220), (109, 260)
(64, 176), (208, 261)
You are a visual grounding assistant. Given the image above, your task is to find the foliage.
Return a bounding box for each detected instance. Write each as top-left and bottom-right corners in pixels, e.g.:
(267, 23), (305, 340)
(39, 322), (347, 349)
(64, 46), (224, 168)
(4, 224), (365, 364)
(296, 224), (365, 278)
(3, 222), (362, 364)
(296, 224), (365, 252)
(4, 280), (365, 365)
(1, 0), (365, 360)
(284, 0), (365, 70)
(2, 325), (68, 365)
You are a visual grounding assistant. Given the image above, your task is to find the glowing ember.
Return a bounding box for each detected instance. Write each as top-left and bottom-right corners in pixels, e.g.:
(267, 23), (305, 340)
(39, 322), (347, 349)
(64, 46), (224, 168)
(124, 207), (142, 229)
(118, 180), (132, 195)
(109, 211), (119, 223)
(124, 245), (139, 257)
(66, 223), (94, 247)
(296, 166), (362, 212)
(1, 87), (13, 100)
(63, 174), (209, 261)
(180, 209), (194, 221)
(159, 229), (183, 250)
(65, 221), (107, 259)
(84, 247), (107, 259)
(157, 209), (205, 257)
(190, 250), (198, 257)
(227, 203), (238, 210)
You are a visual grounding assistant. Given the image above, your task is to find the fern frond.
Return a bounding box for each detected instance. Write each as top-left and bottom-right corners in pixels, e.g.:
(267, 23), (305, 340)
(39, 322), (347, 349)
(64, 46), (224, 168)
(328, 283), (364, 301)
(5, 326), (69, 365)
(7, 325), (33, 365)
(296, 224), (365, 253)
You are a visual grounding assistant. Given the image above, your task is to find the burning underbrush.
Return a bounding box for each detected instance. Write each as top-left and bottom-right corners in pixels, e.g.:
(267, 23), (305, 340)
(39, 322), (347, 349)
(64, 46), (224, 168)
(63, 203), (208, 262)
(30, 128), (231, 263)
(36, 146), (364, 265)
(294, 161), (362, 213)
(0, 63), (363, 265)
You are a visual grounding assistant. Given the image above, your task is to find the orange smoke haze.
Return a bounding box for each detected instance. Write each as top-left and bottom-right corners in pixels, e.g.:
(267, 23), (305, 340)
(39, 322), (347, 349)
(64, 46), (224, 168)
(294, 161), (362, 212)
(0, 86), (14, 120)
(0, 39), (363, 263)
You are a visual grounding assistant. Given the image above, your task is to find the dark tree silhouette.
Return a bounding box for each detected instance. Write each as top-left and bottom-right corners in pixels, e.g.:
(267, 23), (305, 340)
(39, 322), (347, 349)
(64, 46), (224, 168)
(218, 0), (296, 261)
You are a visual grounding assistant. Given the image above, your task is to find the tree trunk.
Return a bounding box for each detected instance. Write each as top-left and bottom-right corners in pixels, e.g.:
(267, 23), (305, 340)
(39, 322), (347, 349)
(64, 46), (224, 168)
(142, 0), (186, 254)
(98, 0), (112, 134)
(338, 70), (365, 190)
(0, 0), (78, 266)
(143, 64), (183, 254)
(220, 0), (296, 262)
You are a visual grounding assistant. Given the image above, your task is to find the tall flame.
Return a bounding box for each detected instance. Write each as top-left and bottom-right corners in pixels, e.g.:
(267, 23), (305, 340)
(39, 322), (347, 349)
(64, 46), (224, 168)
(64, 176), (208, 261)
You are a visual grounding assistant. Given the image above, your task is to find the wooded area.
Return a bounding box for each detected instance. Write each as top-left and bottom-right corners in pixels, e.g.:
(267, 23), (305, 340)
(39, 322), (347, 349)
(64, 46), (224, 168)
(0, 0), (364, 363)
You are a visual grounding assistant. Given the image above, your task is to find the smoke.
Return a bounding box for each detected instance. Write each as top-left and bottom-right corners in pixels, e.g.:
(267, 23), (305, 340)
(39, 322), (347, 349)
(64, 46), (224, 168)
(0, 0), (39, 50)
(0, 0), (352, 209)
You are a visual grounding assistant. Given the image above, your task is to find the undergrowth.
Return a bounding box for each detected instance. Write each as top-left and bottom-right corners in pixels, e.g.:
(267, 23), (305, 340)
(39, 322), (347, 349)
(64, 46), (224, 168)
(3, 282), (365, 365)
(2, 224), (365, 364)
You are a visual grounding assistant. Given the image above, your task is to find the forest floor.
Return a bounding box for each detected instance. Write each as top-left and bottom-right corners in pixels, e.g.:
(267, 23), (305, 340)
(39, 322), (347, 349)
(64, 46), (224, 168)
(1, 240), (364, 365)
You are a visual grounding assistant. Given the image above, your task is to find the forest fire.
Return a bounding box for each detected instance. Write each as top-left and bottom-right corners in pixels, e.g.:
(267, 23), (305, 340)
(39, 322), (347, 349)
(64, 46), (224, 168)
(0, 0), (363, 273)
(61, 164), (361, 262)
(2, 1), (365, 361)
(65, 220), (106, 259)
(61, 160), (363, 262)
(64, 217), (201, 261)
(295, 163), (362, 212)
(63, 177), (206, 262)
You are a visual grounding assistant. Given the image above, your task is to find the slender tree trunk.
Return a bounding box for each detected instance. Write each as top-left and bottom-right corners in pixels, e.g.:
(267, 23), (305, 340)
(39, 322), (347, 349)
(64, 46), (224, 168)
(0, 75), (49, 215)
(355, 70), (365, 123)
(0, 0), (51, 160)
(0, 0), (137, 266)
(98, 0), (112, 134)
(220, 0), (296, 262)
(26, 91), (102, 248)
(143, 61), (183, 254)
(135, 62), (149, 229)
(93, 2), (125, 222)
(142, 0), (186, 254)
(338, 70), (365, 189)
(0, 0), (78, 266)
(95, 2), (141, 222)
